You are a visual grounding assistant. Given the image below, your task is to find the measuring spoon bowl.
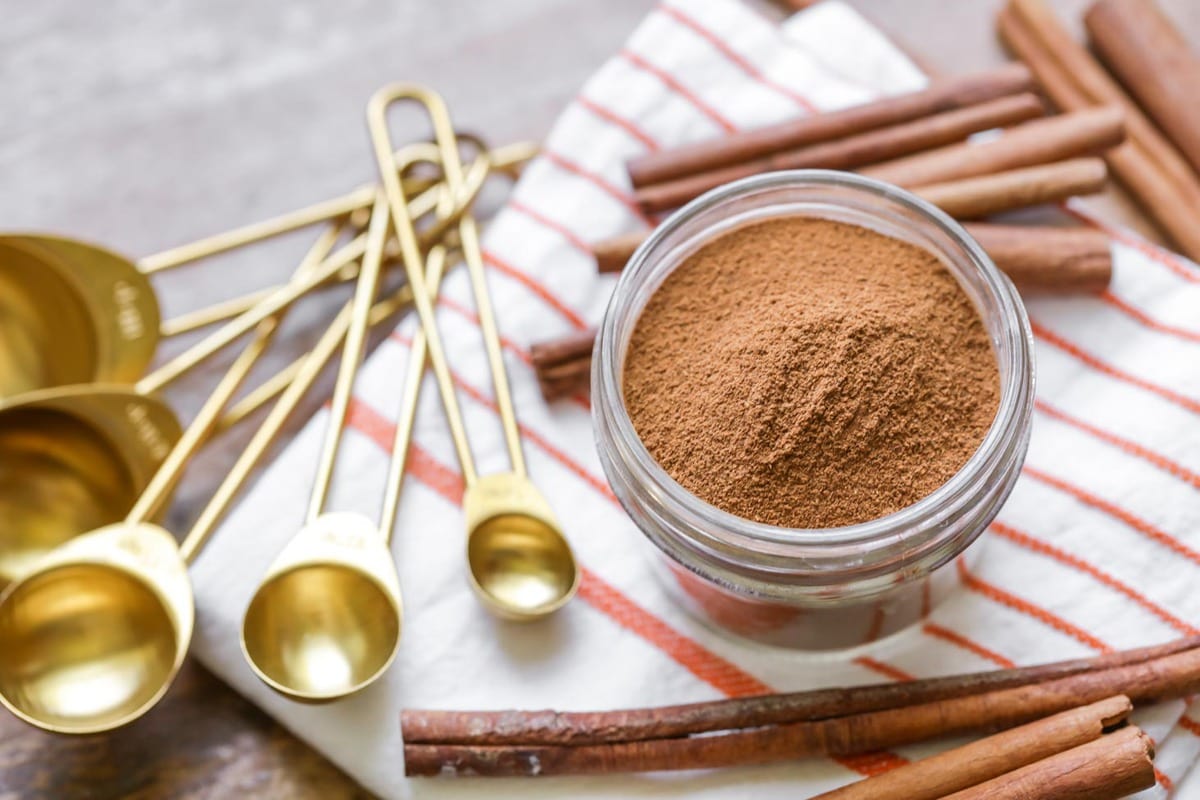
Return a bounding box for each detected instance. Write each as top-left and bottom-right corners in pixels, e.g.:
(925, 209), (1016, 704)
(0, 521), (192, 734)
(0, 236), (153, 399)
(241, 512), (402, 703)
(463, 473), (579, 621)
(0, 385), (181, 589)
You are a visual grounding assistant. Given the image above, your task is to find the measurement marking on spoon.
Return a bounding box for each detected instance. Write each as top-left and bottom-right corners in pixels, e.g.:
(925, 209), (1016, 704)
(113, 280), (147, 341)
(124, 402), (171, 462)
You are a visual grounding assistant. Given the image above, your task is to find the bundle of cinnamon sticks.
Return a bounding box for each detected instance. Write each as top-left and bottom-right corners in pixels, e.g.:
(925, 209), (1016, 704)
(621, 69), (1129, 312)
(998, 0), (1200, 260)
(404, 635), (1200, 796)
(627, 64), (1128, 221)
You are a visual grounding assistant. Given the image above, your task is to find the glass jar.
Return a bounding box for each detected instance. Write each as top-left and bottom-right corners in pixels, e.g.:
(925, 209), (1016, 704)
(593, 171), (1035, 650)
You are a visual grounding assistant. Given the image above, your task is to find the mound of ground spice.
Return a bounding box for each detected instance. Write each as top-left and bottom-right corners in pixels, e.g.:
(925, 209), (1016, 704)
(623, 216), (1000, 529)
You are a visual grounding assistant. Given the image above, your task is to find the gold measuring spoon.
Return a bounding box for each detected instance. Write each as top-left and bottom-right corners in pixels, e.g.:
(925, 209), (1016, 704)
(239, 145), (486, 702)
(0, 141), (538, 400)
(368, 86), (578, 620)
(240, 188), (401, 702)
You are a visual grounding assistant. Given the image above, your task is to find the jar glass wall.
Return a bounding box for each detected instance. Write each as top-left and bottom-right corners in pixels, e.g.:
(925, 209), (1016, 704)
(593, 171), (1035, 650)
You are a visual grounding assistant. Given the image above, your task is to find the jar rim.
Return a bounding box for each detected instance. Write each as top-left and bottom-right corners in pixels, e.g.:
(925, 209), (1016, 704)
(595, 170), (1034, 567)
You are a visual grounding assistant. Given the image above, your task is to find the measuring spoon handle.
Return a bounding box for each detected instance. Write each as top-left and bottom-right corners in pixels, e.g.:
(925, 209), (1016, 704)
(305, 193), (391, 523)
(369, 85), (482, 486)
(138, 142), (535, 275)
(137, 233), (367, 395)
(128, 226), (342, 524)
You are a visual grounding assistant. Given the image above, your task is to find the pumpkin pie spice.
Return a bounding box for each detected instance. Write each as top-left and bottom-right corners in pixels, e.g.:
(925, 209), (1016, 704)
(623, 216), (1000, 529)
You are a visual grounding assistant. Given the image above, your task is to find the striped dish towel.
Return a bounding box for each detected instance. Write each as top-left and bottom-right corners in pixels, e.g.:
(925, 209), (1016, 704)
(190, 1), (1200, 797)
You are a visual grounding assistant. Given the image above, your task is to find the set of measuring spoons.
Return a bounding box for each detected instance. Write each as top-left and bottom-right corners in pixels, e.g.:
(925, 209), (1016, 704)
(0, 86), (579, 734)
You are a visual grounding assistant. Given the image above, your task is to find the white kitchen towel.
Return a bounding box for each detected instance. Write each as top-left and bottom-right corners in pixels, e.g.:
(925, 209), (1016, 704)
(190, 1), (1200, 797)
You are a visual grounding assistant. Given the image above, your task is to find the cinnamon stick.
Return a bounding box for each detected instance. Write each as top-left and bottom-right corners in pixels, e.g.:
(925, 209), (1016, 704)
(594, 232), (648, 273)
(535, 360), (592, 402)
(997, 0), (1200, 260)
(529, 329), (597, 368)
(591, 223), (1111, 294)
(942, 725), (1155, 800)
(1085, 0), (1200, 177)
(912, 157), (1108, 219)
(811, 695), (1132, 800)
(967, 223), (1111, 294)
(633, 93), (1045, 213)
(403, 635), (1199, 747)
(626, 65), (1035, 188)
(996, 6), (1090, 109)
(404, 647), (1200, 776)
(860, 107), (1125, 188)
(530, 329), (597, 400)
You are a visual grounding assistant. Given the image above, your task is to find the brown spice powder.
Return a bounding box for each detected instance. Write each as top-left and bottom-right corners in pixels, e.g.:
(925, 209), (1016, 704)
(623, 216), (1000, 529)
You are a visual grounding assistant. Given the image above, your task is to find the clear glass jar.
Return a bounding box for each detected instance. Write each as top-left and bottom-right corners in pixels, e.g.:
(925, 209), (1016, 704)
(593, 171), (1035, 650)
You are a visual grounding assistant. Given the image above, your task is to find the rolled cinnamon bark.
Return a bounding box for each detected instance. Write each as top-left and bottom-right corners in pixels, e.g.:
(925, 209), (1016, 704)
(591, 222), (1111, 294)
(529, 329), (597, 368)
(912, 157), (1108, 219)
(941, 725), (1156, 800)
(811, 696), (1132, 800)
(1085, 0), (1200, 177)
(404, 647), (1200, 776)
(633, 94), (1045, 213)
(530, 331), (596, 401)
(998, 0), (1200, 260)
(594, 232), (650, 273)
(535, 359), (593, 402)
(403, 636), (1198, 747)
(626, 65), (1035, 188)
(861, 107), (1125, 188)
(967, 223), (1111, 294)
(997, 7), (1091, 108)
